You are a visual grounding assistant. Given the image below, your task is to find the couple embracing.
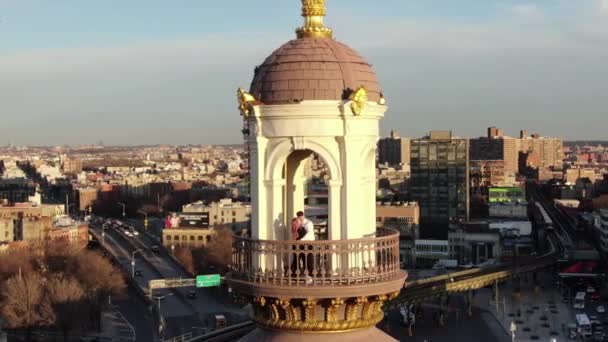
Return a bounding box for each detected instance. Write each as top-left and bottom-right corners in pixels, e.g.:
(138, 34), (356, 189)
(289, 211), (315, 281)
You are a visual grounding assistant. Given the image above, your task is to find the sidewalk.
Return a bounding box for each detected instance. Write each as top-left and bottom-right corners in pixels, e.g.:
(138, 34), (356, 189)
(473, 271), (572, 342)
(97, 305), (136, 342)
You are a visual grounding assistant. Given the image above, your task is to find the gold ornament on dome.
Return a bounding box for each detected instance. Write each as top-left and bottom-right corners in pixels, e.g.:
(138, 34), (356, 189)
(237, 87), (257, 117)
(302, 0), (326, 16)
(349, 86), (368, 116)
(296, 0), (333, 38)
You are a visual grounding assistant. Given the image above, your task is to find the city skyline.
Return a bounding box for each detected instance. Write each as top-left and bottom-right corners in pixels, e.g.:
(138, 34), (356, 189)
(1, 0), (607, 145)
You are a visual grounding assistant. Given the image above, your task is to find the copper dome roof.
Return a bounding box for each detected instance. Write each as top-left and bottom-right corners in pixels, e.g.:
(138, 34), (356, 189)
(249, 38), (381, 105)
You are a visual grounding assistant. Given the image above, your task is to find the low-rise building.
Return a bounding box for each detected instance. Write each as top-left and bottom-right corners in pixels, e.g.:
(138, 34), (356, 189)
(413, 239), (449, 267)
(448, 225), (502, 265)
(488, 203), (528, 219)
(162, 227), (216, 249)
(376, 202), (420, 267)
(182, 198), (251, 232)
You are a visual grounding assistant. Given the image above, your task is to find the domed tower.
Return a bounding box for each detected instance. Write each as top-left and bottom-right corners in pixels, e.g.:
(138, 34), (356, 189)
(227, 1), (407, 341)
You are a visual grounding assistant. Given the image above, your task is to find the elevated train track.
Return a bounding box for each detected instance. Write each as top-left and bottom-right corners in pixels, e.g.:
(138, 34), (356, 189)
(387, 232), (564, 307)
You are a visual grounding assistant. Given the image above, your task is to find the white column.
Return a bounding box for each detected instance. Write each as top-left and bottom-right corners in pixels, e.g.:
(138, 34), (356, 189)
(250, 136), (268, 240)
(265, 179), (286, 241)
(339, 136), (366, 239)
(285, 152), (309, 228)
(327, 179), (342, 241)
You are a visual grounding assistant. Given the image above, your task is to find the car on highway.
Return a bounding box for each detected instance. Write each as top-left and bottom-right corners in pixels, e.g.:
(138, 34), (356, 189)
(597, 306), (606, 314)
(187, 290), (197, 299)
(124, 231), (133, 237)
(588, 286), (597, 294)
(132, 230), (139, 236)
(134, 269), (143, 277)
(151, 245), (160, 253)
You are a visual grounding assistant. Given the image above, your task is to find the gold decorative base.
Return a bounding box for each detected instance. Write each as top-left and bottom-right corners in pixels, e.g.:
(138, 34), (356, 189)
(242, 292), (399, 333)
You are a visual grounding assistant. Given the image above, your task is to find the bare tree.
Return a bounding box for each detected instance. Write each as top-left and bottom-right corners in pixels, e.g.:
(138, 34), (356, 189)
(68, 250), (125, 330)
(47, 275), (86, 341)
(0, 249), (34, 282)
(195, 227), (233, 274)
(174, 246), (195, 275)
(43, 240), (80, 274)
(0, 273), (55, 333)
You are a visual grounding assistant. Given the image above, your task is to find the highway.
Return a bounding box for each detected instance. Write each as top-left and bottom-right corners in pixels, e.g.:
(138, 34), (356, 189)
(89, 219), (248, 340)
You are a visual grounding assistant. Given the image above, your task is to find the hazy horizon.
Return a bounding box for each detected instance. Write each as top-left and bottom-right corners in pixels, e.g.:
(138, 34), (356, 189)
(1, 0), (607, 145)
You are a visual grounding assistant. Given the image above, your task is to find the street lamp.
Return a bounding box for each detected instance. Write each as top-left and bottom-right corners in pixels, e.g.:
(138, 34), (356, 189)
(66, 203), (75, 217)
(509, 321), (516, 342)
(118, 202), (126, 218)
(131, 249), (143, 278)
(153, 293), (173, 314)
(138, 210), (148, 231)
(154, 293), (173, 338)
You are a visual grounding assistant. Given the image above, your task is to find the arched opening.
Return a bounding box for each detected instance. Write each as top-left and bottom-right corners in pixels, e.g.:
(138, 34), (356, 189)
(282, 150), (330, 241)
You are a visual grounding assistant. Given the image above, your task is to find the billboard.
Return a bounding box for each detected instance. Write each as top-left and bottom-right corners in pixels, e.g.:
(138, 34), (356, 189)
(488, 187), (525, 203)
(177, 213), (210, 228)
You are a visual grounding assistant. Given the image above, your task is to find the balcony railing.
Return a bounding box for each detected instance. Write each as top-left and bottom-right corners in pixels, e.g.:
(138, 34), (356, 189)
(229, 228), (400, 287)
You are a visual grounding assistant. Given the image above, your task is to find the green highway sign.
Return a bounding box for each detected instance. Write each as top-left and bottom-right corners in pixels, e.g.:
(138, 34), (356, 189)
(196, 274), (221, 288)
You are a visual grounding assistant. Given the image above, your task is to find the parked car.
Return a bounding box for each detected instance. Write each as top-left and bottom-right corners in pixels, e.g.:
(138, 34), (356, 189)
(151, 245), (160, 253)
(187, 290), (197, 299)
(134, 269), (143, 277)
(597, 306), (606, 314)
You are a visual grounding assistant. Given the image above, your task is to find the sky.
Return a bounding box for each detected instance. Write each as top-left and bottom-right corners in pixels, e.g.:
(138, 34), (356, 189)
(1, 0), (607, 146)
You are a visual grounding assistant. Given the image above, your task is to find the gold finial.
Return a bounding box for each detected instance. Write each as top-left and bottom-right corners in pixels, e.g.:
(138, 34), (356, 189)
(296, 0), (333, 39)
(349, 86), (368, 115)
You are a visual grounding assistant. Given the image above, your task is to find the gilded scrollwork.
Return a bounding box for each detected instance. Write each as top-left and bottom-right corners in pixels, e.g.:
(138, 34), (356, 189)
(248, 293), (395, 333)
(349, 86), (368, 116)
(302, 299), (317, 322)
(345, 297), (368, 321)
(237, 88), (258, 117)
(324, 298), (343, 322)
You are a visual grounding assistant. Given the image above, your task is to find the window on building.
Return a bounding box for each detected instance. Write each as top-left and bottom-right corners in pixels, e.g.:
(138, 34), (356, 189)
(166, 235), (172, 241)
(232, 218), (236, 223)
(232, 211), (236, 216)
(221, 218), (224, 223)
(174, 236), (179, 241)
(198, 236), (203, 241)
(182, 236), (187, 241)
(190, 236), (195, 241)
(206, 236), (211, 243)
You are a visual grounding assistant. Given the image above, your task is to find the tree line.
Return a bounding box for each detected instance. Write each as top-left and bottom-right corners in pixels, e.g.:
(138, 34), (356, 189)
(0, 241), (126, 340)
